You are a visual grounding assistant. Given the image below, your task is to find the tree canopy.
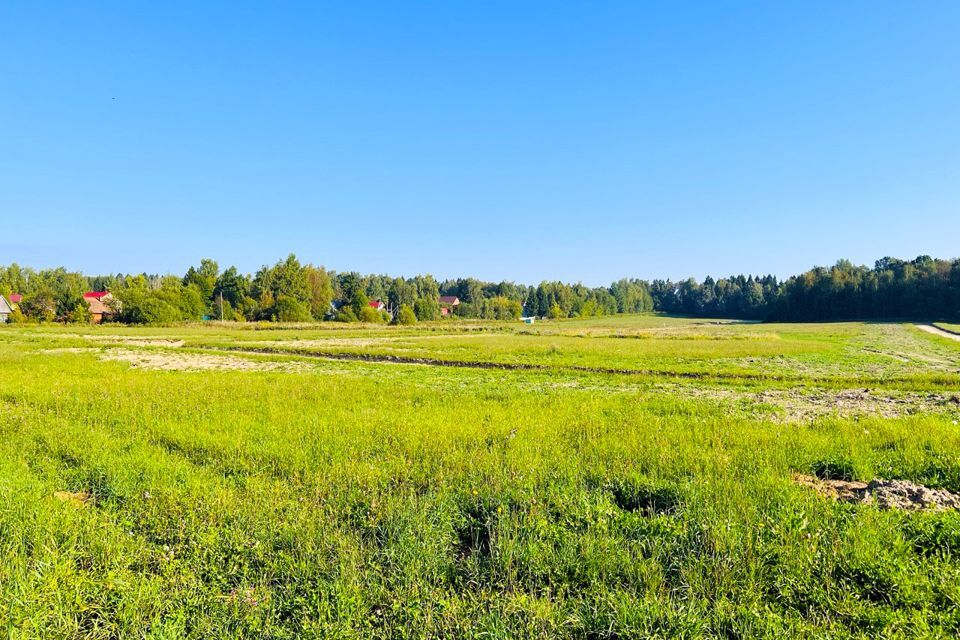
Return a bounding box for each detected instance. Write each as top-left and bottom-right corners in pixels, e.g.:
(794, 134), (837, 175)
(2, 255), (958, 325)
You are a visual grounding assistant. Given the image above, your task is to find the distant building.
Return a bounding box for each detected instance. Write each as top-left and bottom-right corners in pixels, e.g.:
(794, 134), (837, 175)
(439, 296), (460, 317)
(520, 316), (536, 324)
(83, 292), (115, 324)
(0, 296), (12, 323)
(368, 299), (387, 312)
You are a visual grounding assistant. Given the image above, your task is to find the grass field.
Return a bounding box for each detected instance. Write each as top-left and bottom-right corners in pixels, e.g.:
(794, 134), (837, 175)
(3, 316), (960, 638)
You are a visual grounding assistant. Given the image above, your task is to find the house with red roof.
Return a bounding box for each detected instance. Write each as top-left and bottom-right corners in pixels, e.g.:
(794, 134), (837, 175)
(83, 291), (116, 324)
(439, 295), (460, 316)
(368, 299), (387, 312)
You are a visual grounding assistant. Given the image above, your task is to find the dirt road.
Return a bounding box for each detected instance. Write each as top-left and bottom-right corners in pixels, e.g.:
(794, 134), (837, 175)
(916, 324), (960, 342)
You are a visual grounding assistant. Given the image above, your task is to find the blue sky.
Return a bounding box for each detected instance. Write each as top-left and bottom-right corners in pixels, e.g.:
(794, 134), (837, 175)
(1, 2), (958, 285)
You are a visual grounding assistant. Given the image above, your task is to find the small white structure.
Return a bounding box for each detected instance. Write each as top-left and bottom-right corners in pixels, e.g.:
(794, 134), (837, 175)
(520, 316), (536, 325)
(0, 296), (13, 323)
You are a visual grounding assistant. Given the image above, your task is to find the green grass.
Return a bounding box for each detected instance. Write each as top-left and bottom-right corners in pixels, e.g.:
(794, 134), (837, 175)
(2, 317), (960, 638)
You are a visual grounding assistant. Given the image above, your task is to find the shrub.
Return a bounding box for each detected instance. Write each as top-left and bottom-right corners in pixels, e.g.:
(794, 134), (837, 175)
(273, 295), (312, 322)
(394, 304), (417, 325)
(336, 307), (358, 323)
(359, 306), (384, 323)
(124, 296), (182, 325)
(414, 298), (438, 321)
(64, 302), (91, 324)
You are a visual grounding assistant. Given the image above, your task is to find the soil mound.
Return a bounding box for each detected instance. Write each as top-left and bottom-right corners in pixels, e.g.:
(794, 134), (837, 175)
(794, 474), (960, 510)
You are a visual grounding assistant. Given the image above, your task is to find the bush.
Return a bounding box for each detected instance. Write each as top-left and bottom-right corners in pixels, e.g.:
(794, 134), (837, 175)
(64, 302), (91, 324)
(359, 306), (385, 323)
(124, 296), (182, 325)
(394, 304), (417, 325)
(414, 298), (438, 321)
(273, 295), (312, 322)
(20, 294), (56, 323)
(336, 307), (358, 323)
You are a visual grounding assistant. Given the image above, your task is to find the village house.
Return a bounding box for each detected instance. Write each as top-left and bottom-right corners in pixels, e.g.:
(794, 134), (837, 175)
(368, 299), (387, 312)
(83, 291), (115, 324)
(0, 295), (13, 323)
(439, 296), (460, 316)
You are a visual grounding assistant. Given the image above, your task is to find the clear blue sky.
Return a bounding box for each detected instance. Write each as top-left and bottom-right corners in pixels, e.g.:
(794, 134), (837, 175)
(1, 2), (958, 285)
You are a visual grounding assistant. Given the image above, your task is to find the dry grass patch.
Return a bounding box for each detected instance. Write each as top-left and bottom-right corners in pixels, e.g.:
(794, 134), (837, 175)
(53, 490), (91, 507)
(99, 349), (316, 372)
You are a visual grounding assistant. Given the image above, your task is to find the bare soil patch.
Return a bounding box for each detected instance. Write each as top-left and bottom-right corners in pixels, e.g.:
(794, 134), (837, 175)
(794, 474), (960, 510)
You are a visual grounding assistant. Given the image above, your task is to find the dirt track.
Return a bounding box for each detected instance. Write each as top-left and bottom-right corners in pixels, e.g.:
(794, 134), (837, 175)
(916, 324), (960, 342)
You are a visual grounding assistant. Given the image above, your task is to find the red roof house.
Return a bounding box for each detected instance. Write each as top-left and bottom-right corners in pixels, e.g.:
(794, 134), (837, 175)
(368, 300), (386, 311)
(82, 292), (115, 323)
(439, 296), (460, 316)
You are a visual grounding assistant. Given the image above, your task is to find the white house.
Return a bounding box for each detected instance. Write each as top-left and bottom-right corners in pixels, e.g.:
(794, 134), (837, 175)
(0, 296), (13, 323)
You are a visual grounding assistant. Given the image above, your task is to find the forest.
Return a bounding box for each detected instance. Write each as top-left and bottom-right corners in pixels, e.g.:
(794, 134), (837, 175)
(0, 255), (958, 325)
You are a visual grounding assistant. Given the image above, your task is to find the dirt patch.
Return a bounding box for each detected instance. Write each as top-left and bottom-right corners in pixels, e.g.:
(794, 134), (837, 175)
(916, 324), (960, 342)
(794, 474), (868, 502)
(794, 474), (960, 510)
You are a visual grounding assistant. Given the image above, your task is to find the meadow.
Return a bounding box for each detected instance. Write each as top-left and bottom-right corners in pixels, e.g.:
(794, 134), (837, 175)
(2, 315), (960, 638)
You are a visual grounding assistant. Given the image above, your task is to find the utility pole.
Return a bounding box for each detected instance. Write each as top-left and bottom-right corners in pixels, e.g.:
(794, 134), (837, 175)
(219, 291), (224, 321)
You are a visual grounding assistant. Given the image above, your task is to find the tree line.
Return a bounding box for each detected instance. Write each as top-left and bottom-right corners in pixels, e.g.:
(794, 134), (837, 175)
(649, 256), (960, 322)
(0, 255), (957, 324)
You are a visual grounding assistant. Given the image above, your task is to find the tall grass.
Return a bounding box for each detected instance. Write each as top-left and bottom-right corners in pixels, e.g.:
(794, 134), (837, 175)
(0, 320), (959, 637)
